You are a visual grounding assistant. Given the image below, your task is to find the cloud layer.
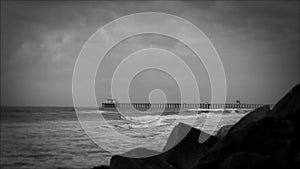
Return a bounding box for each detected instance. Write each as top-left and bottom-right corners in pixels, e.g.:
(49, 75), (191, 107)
(1, 1), (299, 106)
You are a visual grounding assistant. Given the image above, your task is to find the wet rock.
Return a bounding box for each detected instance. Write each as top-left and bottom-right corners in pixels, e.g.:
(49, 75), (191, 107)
(109, 123), (218, 169)
(161, 123), (219, 169)
(194, 117), (294, 169)
(219, 152), (290, 169)
(193, 84), (300, 169)
(92, 165), (110, 169)
(268, 84), (300, 118)
(292, 152), (300, 169)
(252, 157), (290, 169)
(219, 152), (265, 169)
(162, 122), (196, 152)
(237, 117), (294, 158)
(110, 155), (176, 169)
(215, 125), (232, 139)
(227, 105), (270, 135)
(267, 84), (300, 165)
(121, 147), (160, 158)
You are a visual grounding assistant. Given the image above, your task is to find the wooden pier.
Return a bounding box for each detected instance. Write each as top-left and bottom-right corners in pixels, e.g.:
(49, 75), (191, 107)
(102, 102), (273, 109)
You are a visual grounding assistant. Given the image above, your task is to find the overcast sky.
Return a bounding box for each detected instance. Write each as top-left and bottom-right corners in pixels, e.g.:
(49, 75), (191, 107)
(1, 1), (299, 106)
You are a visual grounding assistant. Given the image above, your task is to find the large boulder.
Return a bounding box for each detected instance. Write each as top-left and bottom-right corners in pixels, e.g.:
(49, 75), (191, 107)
(193, 84), (300, 169)
(162, 122), (202, 152)
(227, 105), (270, 135)
(121, 147), (160, 158)
(161, 123), (219, 169)
(109, 123), (219, 169)
(110, 155), (176, 169)
(267, 84), (300, 167)
(251, 157), (291, 169)
(219, 152), (265, 169)
(92, 165), (110, 169)
(215, 125), (233, 139)
(292, 152), (300, 169)
(267, 84), (300, 118)
(219, 152), (290, 169)
(194, 117), (294, 169)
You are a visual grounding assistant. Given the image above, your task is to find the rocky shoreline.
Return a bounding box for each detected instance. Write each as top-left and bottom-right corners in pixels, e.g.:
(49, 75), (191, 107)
(94, 84), (300, 169)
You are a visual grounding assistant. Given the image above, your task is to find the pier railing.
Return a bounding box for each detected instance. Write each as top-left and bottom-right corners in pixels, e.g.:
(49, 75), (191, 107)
(102, 103), (273, 109)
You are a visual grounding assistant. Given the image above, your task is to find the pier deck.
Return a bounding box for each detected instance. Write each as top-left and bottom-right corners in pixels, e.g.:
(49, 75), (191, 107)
(102, 103), (273, 109)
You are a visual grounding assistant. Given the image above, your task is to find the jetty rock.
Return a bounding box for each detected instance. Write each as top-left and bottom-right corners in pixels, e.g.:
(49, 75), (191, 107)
(109, 123), (218, 169)
(219, 152), (290, 169)
(121, 147), (160, 158)
(227, 105), (270, 135)
(215, 125), (233, 139)
(160, 123), (219, 169)
(193, 84), (300, 169)
(92, 165), (110, 169)
(110, 154), (176, 169)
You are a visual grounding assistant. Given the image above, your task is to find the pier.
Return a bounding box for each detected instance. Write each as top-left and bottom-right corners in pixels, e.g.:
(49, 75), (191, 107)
(101, 102), (273, 109)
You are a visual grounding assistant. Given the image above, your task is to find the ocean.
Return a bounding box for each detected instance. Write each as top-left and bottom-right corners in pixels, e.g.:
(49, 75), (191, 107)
(0, 107), (249, 169)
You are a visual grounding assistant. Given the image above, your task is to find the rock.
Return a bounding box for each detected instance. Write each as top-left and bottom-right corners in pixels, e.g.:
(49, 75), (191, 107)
(109, 123), (219, 169)
(110, 155), (176, 169)
(219, 152), (265, 169)
(162, 122), (196, 152)
(161, 123), (219, 169)
(237, 117), (294, 158)
(227, 105), (270, 135)
(121, 147), (160, 158)
(193, 84), (300, 169)
(267, 84), (300, 165)
(215, 125), (233, 139)
(251, 157), (290, 169)
(292, 151), (300, 169)
(267, 84), (300, 118)
(219, 152), (290, 169)
(194, 117), (294, 169)
(92, 165), (110, 169)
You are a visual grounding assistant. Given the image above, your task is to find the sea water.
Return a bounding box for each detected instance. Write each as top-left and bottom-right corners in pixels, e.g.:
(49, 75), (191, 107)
(0, 107), (248, 169)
